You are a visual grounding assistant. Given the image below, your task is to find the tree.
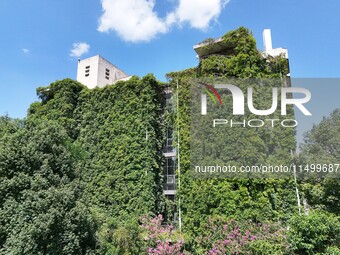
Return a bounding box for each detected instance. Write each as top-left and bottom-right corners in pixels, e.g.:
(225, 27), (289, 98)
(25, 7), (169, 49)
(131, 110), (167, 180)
(0, 120), (96, 254)
(299, 109), (340, 214)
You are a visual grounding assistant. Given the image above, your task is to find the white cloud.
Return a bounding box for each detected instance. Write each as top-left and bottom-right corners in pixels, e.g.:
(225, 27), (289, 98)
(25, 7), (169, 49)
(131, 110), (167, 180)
(22, 48), (30, 55)
(98, 0), (168, 42)
(70, 42), (90, 57)
(98, 0), (230, 42)
(173, 0), (230, 29)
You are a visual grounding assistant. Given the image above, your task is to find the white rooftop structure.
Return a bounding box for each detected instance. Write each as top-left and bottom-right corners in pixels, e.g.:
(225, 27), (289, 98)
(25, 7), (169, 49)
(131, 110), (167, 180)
(193, 37), (231, 59)
(262, 29), (288, 58)
(193, 29), (289, 60)
(77, 55), (131, 89)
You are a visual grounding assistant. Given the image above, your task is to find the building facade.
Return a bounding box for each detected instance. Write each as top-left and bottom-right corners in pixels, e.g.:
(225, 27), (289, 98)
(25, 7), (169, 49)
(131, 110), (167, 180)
(76, 29), (289, 210)
(77, 55), (131, 89)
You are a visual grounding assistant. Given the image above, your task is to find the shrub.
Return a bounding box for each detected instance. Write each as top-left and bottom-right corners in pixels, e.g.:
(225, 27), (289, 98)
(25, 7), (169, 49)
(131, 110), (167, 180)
(288, 210), (340, 254)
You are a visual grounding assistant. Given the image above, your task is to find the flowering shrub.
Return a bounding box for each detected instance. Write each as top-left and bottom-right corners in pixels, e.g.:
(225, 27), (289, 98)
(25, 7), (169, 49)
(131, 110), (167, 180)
(141, 214), (186, 255)
(140, 215), (290, 255)
(195, 217), (289, 255)
(147, 240), (184, 255)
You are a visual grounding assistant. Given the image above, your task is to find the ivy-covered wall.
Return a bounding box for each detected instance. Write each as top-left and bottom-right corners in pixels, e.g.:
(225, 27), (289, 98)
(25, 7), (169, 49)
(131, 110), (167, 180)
(23, 75), (168, 255)
(30, 75), (167, 219)
(167, 27), (298, 239)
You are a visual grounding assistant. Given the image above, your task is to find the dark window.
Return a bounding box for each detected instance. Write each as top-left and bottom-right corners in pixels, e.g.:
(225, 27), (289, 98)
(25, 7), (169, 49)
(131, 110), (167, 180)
(85, 66), (90, 77)
(164, 157), (175, 175)
(105, 68), (110, 79)
(163, 157), (176, 190)
(164, 129), (174, 153)
(165, 92), (173, 111)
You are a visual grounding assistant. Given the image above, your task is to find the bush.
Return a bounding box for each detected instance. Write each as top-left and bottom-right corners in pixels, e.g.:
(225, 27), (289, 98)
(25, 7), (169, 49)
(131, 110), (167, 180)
(194, 217), (289, 255)
(141, 214), (185, 255)
(288, 210), (340, 254)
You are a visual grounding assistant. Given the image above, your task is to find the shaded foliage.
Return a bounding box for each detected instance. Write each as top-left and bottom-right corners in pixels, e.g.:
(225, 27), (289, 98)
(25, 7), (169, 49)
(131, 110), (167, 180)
(0, 120), (96, 255)
(299, 109), (340, 215)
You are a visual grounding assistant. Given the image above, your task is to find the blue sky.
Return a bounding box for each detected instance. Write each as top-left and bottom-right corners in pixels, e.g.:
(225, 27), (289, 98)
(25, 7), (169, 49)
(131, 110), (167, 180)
(0, 0), (339, 142)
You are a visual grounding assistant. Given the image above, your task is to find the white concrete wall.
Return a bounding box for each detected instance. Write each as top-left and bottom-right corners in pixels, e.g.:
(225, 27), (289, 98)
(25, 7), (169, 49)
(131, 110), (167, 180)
(77, 55), (100, 89)
(77, 55), (130, 89)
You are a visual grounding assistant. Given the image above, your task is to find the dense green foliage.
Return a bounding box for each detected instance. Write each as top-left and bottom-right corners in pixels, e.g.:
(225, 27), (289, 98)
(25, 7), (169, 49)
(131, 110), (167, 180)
(0, 27), (338, 254)
(167, 27), (298, 242)
(288, 210), (340, 254)
(30, 76), (165, 219)
(0, 119), (96, 254)
(1, 76), (166, 254)
(298, 109), (340, 215)
(197, 27), (289, 78)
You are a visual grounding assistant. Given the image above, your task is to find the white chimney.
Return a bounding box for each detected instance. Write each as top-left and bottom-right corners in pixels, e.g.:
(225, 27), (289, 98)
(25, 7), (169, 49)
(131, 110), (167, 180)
(263, 29), (273, 52)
